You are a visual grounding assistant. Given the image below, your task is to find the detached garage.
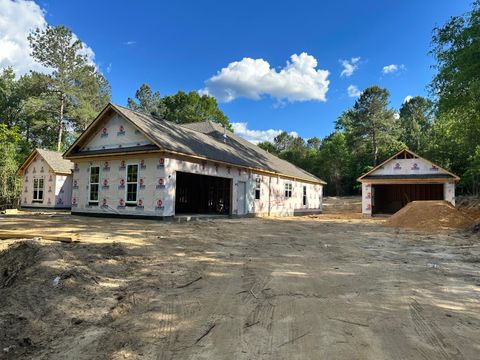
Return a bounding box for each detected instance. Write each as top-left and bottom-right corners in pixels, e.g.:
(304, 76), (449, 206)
(358, 149), (459, 216)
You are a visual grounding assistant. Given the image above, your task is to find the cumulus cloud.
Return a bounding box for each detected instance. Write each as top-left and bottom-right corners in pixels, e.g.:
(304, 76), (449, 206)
(403, 95), (413, 103)
(340, 57), (360, 77)
(382, 64), (405, 74)
(0, 0), (96, 75)
(231, 122), (298, 144)
(347, 85), (361, 97)
(201, 52), (330, 103)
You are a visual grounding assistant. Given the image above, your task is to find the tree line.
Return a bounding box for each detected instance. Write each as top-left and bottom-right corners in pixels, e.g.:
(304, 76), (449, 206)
(0, 1), (479, 206)
(258, 2), (480, 196)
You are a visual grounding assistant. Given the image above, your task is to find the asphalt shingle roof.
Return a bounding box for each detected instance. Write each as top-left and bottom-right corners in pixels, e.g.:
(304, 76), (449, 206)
(36, 149), (74, 174)
(88, 104), (325, 184)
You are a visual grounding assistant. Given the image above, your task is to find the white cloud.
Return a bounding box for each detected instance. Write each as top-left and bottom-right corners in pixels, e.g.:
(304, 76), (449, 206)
(231, 122), (298, 144)
(106, 63), (112, 73)
(340, 57), (360, 77)
(382, 64), (405, 74)
(201, 52), (330, 103)
(0, 0), (96, 75)
(403, 95), (413, 103)
(347, 85), (361, 97)
(124, 41), (136, 46)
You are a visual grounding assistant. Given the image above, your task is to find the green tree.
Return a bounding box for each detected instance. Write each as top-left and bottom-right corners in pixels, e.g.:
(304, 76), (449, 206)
(398, 96), (434, 153)
(463, 145), (480, 195)
(306, 137), (322, 150)
(163, 91), (231, 129)
(337, 85), (401, 165)
(69, 64), (111, 132)
(128, 86), (231, 130)
(257, 141), (278, 154)
(0, 68), (24, 127)
(0, 68), (55, 152)
(429, 1), (480, 193)
(316, 132), (352, 195)
(272, 131), (298, 153)
(430, 1), (480, 116)
(0, 125), (22, 208)
(127, 84), (166, 118)
(28, 25), (111, 150)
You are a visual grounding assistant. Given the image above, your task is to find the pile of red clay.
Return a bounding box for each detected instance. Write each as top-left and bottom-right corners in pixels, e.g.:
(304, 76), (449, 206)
(386, 200), (475, 231)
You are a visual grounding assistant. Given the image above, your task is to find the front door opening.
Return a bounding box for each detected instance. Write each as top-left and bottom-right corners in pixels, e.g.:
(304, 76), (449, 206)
(175, 172), (231, 215)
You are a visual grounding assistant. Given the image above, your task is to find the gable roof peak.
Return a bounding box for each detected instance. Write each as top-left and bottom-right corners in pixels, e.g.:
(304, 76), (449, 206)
(64, 103), (325, 184)
(17, 148), (73, 176)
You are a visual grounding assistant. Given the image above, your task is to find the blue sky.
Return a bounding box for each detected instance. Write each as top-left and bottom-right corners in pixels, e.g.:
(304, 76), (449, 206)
(0, 0), (474, 142)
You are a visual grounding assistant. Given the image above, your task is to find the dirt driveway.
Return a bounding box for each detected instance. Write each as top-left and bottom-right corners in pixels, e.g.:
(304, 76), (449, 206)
(0, 213), (479, 359)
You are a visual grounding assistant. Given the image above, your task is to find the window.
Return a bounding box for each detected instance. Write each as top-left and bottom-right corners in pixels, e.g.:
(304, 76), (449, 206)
(126, 164), (139, 205)
(255, 178), (261, 200)
(284, 182), (292, 198)
(89, 166), (100, 204)
(33, 178), (44, 202)
(303, 185), (307, 206)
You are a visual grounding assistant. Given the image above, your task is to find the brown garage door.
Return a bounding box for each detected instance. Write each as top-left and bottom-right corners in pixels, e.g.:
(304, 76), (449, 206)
(373, 183), (444, 214)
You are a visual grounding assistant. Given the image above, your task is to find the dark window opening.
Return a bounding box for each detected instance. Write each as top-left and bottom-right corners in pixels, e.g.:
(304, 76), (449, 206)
(303, 185), (307, 206)
(284, 183), (292, 198)
(89, 166), (100, 205)
(33, 178), (44, 203)
(126, 164), (138, 204)
(255, 178), (261, 200)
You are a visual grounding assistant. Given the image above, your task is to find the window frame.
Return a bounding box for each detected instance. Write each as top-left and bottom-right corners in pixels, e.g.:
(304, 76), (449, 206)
(284, 182), (292, 198)
(32, 177), (44, 203)
(303, 185), (307, 206)
(255, 177), (261, 200)
(125, 163), (139, 206)
(89, 165), (100, 205)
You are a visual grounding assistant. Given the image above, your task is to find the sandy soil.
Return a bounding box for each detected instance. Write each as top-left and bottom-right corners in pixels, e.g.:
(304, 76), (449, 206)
(0, 212), (479, 359)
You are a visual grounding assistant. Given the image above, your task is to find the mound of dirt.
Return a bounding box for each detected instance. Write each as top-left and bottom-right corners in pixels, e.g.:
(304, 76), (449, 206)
(386, 200), (475, 231)
(0, 241), (40, 288)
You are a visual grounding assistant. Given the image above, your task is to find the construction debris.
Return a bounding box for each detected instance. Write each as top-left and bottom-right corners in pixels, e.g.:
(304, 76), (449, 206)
(385, 200), (475, 231)
(0, 230), (79, 243)
(1, 209), (18, 215)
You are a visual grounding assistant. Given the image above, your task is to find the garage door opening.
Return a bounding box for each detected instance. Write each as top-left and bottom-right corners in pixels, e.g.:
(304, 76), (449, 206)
(373, 183), (444, 214)
(175, 172), (231, 215)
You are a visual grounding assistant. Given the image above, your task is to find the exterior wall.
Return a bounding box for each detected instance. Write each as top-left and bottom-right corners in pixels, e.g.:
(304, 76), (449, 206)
(79, 113), (152, 152)
(361, 156), (457, 216)
(55, 174), (72, 208)
(361, 183), (373, 216)
(444, 182), (455, 206)
(370, 157), (450, 176)
(71, 154), (323, 218)
(250, 173), (323, 216)
(21, 154), (72, 209)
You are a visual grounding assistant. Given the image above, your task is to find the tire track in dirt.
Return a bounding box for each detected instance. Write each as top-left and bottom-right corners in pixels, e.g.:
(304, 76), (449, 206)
(409, 300), (464, 359)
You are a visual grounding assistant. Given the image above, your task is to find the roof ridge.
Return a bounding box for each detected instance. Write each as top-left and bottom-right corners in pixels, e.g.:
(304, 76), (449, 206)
(70, 103), (325, 184)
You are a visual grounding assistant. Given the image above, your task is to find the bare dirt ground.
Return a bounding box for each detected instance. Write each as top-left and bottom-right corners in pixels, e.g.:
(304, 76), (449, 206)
(0, 211), (479, 360)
